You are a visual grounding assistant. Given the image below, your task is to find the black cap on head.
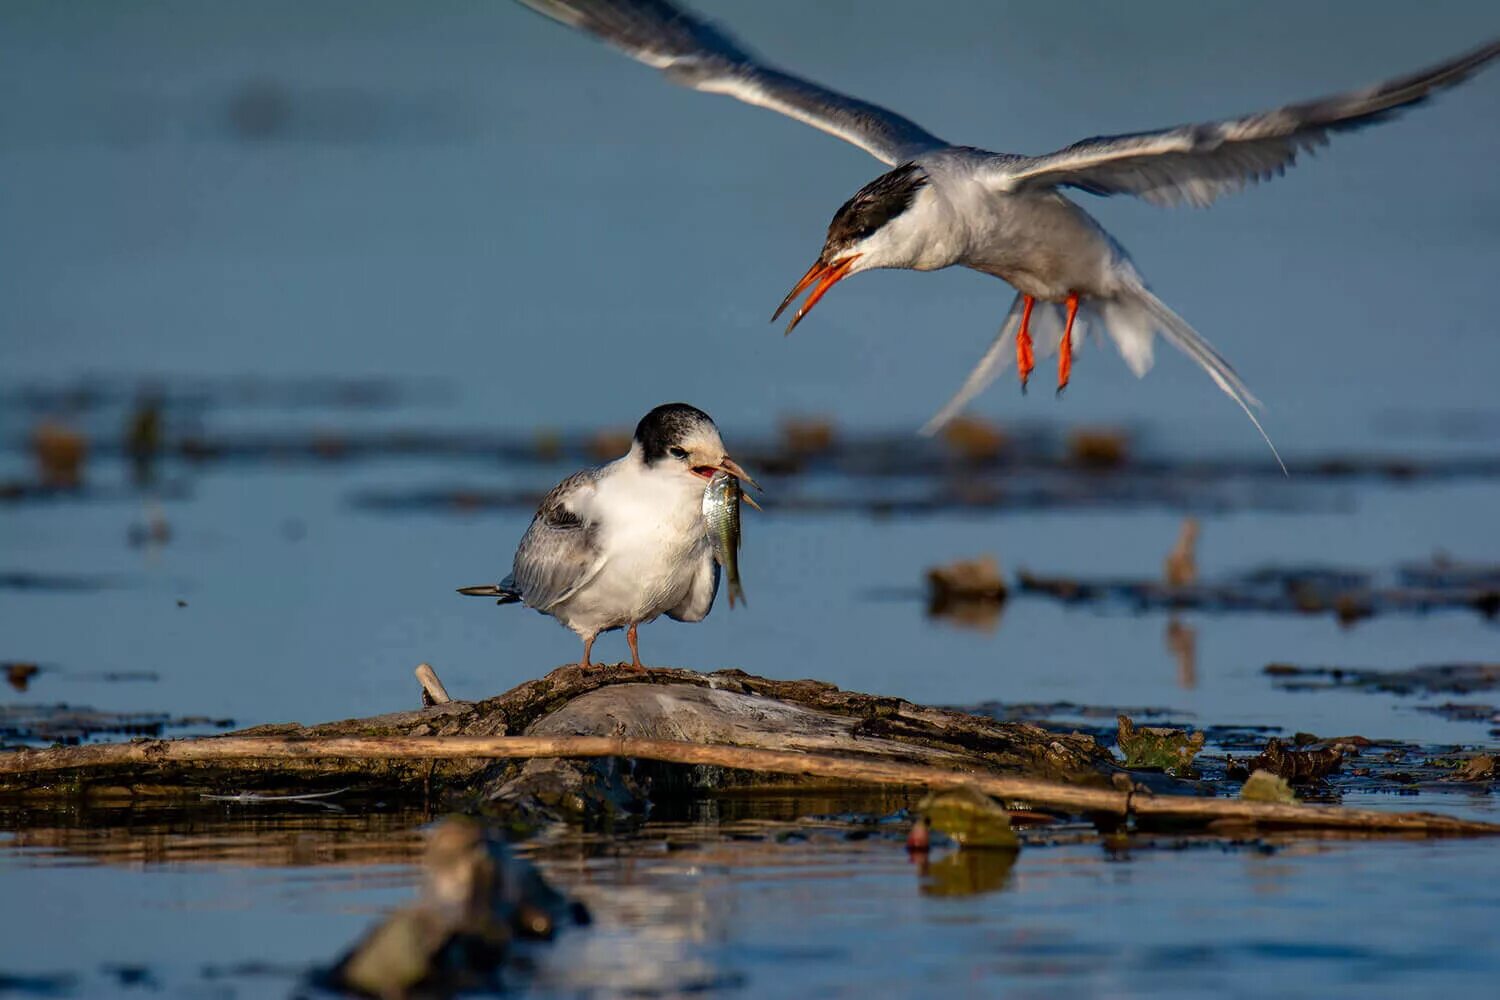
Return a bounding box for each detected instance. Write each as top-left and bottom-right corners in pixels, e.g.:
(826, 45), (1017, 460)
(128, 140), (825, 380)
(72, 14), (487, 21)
(634, 403), (715, 463)
(824, 162), (927, 256)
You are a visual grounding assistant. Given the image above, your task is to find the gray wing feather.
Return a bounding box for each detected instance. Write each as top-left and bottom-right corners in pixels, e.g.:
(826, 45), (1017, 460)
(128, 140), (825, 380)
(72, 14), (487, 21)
(667, 552), (719, 623)
(510, 469), (606, 613)
(990, 39), (1500, 207)
(516, 0), (947, 165)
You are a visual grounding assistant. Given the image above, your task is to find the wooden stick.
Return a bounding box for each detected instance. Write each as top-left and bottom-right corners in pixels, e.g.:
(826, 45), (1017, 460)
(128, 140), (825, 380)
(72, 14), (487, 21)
(3, 734), (1495, 835)
(414, 663), (452, 705)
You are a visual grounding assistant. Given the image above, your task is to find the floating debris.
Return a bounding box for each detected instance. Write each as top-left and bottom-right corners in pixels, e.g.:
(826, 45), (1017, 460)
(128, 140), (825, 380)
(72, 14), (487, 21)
(124, 391), (164, 484)
(1415, 702), (1499, 725)
(0, 972), (76, 995)
(0, 375), (443, 415)
(1398, 553), (1500, 590)
(1020, 561), (1500, 620)
(1450, 755), (1496, 782)
(1240, 770), (1297, 803)
(319, 816), (588, 998)
(4, 663), (39, 693)
(960, 701), (1185, 726)
(913, 786), (1018, 850)
(1116, 715), (1204, 777)
(938, 415), (1008, 463)
(0, 481), (193, 506)
(0, 571), (119, 593)
(1163, 517), (1199, 586)
(29, 421), (87, 489)
(778, 415), (837, 457)
(1240, 738), (1344, 784)
(1068, 427), (1129, 469)
(924, 556), (1009, 631)
(1264, 662), (1500, 696)
(202, 787), (351, 808)
(926, 556), (1007, 604)
(0, 704), (232, 746)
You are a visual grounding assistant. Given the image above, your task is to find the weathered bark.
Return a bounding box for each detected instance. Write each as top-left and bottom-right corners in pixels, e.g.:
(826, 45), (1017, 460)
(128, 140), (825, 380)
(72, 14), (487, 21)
(0, 665), (1121, 820)
(7, 664), (1494, 836)
(6, 733), (1498, 835)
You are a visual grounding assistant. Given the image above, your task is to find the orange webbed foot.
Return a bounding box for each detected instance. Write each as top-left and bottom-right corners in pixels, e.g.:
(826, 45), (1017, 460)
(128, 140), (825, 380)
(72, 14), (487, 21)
(1017, 295), (1036, 392)
(1057, 292), (1079, 395)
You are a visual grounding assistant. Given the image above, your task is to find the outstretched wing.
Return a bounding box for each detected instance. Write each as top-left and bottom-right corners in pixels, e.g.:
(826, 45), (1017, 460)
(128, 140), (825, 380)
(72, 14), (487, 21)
(516, 0), (948, 165)
(509, 469), (607, 613)
(986, 39), (1500, 207)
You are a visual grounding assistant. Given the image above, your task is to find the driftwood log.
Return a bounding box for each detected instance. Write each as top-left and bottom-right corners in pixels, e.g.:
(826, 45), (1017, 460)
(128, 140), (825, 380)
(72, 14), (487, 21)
(0, 665), (1119, 814)
(3, 664), (1496, 836)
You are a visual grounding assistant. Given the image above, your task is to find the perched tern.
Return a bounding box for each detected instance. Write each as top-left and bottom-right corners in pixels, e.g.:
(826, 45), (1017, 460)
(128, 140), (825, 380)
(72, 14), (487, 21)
(519, 0), (1500, 464)
(458, 403), (759, 670)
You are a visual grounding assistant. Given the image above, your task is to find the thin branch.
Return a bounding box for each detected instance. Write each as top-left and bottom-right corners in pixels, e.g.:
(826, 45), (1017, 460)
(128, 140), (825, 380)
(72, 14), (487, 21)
(3, 735), (1495, 835)
(414, 663), (452, 706)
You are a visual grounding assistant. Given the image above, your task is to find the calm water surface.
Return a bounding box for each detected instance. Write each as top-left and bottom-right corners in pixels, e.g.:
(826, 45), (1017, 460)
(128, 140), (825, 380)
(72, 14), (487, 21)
(2, 1), (1499, 995)
(2, 796), (1499, 998)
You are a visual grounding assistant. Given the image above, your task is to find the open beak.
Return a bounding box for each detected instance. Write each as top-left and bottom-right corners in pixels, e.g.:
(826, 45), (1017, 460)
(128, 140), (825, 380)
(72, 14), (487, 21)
(771, 254), (860, 335)
(718, 457), (761, 494)
(692, 457), (763, 509)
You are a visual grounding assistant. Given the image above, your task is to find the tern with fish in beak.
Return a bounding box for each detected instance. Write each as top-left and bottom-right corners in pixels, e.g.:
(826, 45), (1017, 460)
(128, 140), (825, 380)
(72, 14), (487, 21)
(459, 403), (760, 670)
(518, 0), (1500, 470)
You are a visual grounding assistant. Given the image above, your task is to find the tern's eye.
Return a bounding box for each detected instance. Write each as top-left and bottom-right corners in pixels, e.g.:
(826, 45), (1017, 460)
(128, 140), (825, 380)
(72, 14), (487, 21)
(668, 446), (688, 460)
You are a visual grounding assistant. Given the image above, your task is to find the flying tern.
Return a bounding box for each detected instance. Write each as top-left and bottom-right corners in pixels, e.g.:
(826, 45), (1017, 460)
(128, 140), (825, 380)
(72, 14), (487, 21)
(519, 0), (1500, 464)
(459, 403), (759, 670)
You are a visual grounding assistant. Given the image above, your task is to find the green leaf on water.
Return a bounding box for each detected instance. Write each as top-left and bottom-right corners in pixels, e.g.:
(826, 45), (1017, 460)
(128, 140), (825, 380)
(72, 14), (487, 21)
(917, 785), (1018, 849)
(1240, 769), (1297, 803)
(1115, 714), (1204, 776)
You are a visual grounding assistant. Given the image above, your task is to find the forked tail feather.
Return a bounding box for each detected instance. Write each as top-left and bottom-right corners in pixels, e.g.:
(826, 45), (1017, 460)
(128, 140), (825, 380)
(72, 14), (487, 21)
(1131, 288), (1286, 475)
(922, 287), (1286, 475)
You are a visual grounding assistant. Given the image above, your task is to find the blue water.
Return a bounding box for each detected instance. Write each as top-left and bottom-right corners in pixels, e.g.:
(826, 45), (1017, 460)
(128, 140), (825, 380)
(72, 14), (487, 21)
(3, 806), (1499, 997)
(2, 1), (1499, 995)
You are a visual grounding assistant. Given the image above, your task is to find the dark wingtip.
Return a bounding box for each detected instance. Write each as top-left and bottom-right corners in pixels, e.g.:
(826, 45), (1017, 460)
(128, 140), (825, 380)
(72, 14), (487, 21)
(457, 584), (502, 597)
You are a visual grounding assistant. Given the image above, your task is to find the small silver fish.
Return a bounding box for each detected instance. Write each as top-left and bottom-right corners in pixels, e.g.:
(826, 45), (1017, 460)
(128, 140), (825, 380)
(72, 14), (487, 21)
(702, 471), (756, 609)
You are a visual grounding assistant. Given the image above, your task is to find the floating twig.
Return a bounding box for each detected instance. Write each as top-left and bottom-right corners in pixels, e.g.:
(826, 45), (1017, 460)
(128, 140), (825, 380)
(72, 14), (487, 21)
(201, 786), (351, 803)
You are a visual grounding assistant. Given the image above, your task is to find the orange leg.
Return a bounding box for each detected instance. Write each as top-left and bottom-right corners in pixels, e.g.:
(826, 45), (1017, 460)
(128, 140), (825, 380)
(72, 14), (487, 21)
(1057, 292), (1080, 394)
(625, 623), (645, 671)
(1016, 295), (1036, 391)
(579, 634), (595, 670)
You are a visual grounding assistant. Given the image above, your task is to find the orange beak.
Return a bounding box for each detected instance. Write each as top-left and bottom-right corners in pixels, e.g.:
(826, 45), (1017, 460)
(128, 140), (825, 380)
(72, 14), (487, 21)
(771, 254), (860, 335)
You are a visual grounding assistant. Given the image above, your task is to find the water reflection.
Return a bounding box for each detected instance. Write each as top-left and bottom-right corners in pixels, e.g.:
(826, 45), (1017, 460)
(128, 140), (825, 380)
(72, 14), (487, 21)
(1166, 616), (1198, 690)
(0, 805), (425, 869)
(915, 847), (1019, 897)
(1, 797), (1497, 996)
(927, 594), (1007, 633)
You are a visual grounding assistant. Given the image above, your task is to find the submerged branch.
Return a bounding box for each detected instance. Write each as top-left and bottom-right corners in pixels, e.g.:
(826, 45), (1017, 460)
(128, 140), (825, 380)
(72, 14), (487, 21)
(4, 734), (1495, 836)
